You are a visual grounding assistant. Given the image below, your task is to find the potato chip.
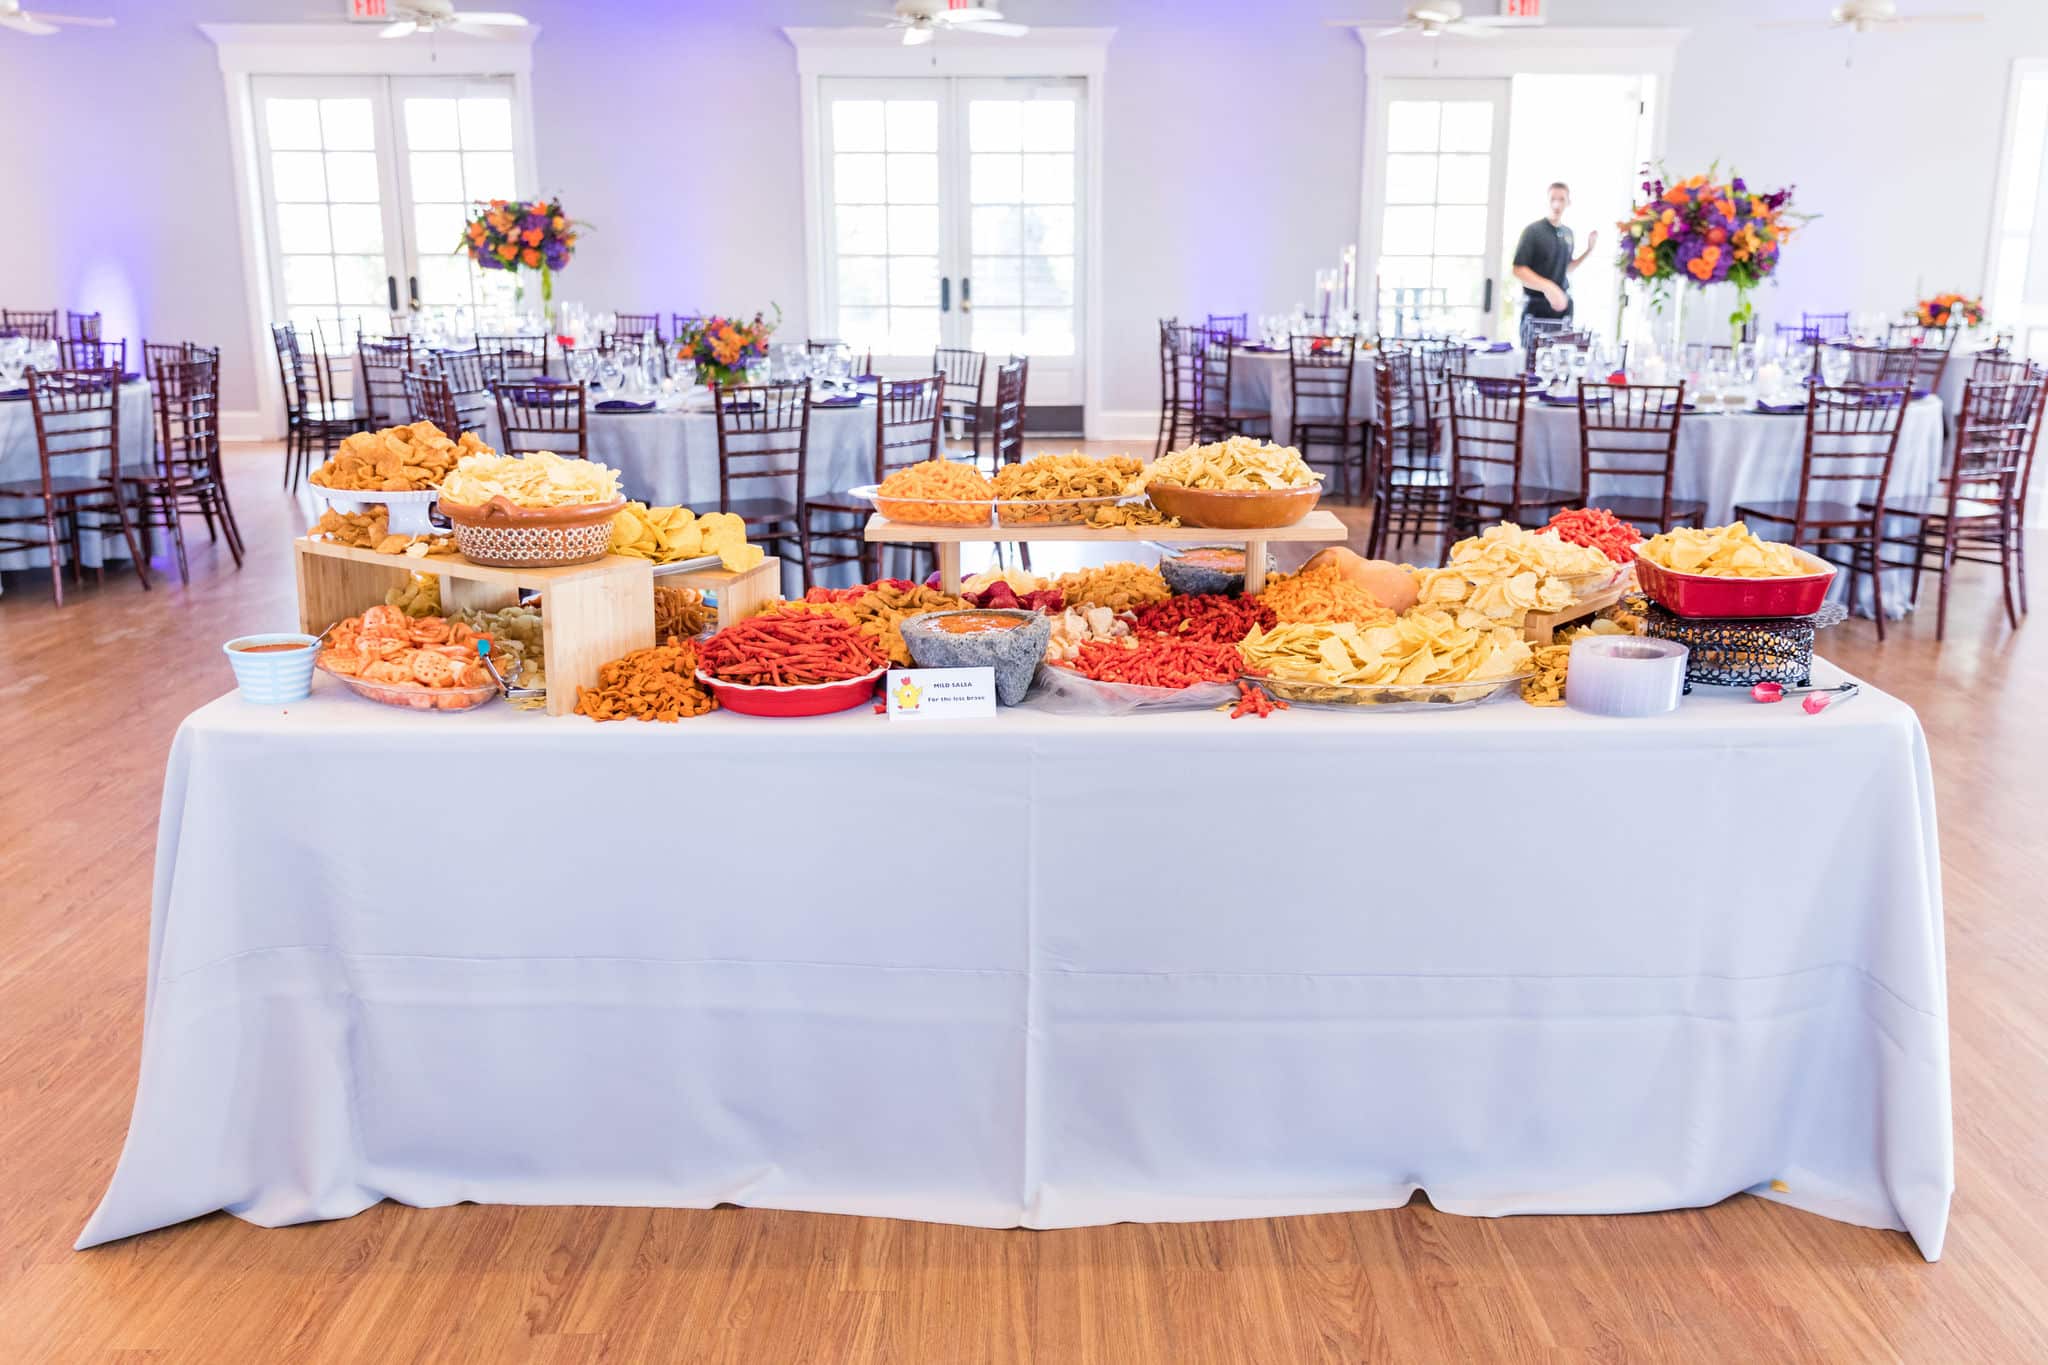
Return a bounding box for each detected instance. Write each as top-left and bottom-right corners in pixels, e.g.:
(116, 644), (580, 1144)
(1413, 523), (1615, 629)
(607, 501), (765, 572)
(440, 451), (622, 508)
(1140, 437), (1320, 491)
(1640, 522), (1812, 578)
(1242, 611), (1532, 690)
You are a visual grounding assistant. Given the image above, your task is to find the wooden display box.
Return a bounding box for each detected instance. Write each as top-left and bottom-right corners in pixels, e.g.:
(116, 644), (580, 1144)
(862, 510), (1350, 594)
(296, 540), (781, 717)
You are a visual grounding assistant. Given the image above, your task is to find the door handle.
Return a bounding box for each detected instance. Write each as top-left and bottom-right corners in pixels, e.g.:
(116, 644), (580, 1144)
(408, 276), (421, 311)
(1482, 278), (1494, 313)
(387, 276), (399, 312)
(961, 276), (972, 313)
(941, 277), (951, 313)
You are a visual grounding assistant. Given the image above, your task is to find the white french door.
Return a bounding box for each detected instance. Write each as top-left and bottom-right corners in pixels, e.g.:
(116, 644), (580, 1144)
(250, 75), (529, 341)
(1369, 79), (1511, 338)
(817, 76), (1086, 406)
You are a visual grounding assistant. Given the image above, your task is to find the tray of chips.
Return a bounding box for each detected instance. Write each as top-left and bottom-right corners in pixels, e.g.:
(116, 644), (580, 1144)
(993, 494), (1131, 527)
(849, 484), (994, 528)
(1245, 673), (1530, 711)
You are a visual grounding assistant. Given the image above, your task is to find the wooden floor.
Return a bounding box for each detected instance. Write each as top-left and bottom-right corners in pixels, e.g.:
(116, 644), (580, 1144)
(2, 443), (2045, 1364)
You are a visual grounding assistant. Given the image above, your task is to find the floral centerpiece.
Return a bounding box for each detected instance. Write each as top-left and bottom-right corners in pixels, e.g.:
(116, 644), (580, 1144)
(1617, 165), (1803, 344)
(676, 307), (781, 389)
(1914, 293), (1984, 329)
(460, 197), (581, 323)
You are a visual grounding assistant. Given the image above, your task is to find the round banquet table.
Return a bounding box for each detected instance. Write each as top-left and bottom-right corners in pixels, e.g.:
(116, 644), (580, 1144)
(1232, 342), (1525, 442)
(0, 379), (152, 596)
(1519, 393), (1945, 616)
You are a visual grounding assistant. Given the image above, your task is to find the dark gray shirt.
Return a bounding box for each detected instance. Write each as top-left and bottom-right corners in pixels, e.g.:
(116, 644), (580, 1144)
(1513, 219), (1575, 318)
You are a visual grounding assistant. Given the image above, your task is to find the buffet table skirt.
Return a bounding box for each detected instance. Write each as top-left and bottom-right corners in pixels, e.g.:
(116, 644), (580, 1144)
(0, 381), (152, 592)
(79, 666), (1950, 1257)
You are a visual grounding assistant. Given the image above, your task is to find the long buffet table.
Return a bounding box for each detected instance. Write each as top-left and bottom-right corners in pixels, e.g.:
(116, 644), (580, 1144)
(79, 663), (1951, 1258)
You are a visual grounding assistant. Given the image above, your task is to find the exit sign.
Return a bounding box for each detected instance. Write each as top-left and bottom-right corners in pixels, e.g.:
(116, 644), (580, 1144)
(1504, 0), (1542, 16)
(347, 0), (391, 20)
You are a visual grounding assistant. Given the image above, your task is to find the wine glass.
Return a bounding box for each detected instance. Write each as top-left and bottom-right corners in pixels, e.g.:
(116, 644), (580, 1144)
(1820, 344), (1851, 389)
(1532, 345), (1557, 394)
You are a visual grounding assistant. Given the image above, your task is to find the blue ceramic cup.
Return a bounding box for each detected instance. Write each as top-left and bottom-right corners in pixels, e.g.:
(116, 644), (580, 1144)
(223, 633), (319, 704)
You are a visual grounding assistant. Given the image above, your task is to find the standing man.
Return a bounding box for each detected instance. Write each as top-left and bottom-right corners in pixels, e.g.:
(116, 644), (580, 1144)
(1511, 182), (1599, 353)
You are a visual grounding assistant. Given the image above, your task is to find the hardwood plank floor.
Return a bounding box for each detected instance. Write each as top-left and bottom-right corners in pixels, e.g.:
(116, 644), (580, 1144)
(2, 442), (2044, 1363)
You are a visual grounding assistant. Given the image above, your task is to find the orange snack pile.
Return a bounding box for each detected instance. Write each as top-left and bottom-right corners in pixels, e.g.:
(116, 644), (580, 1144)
(875, 459), (995, 526)
(318, 605), (493, 690)
(575, 637), (718, 722)
(699, 607), (890, 686)
(1131, 593), (1275, 644)
(787, 579), (967, 665)
(1054, 636), (1244, 688)
(1259, 563), (1394, 626)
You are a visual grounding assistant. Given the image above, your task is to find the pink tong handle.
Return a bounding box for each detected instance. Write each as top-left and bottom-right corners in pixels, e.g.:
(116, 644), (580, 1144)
(1751, 681), (1859, 712)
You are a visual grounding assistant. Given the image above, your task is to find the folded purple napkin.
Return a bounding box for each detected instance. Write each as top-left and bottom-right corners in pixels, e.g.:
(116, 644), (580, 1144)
(593, 399), (655, 413)
(814, 394), (865, 408)
(1754, 400), (1807, 414)
(0, 389), (27, 400)
(1661, 401), (1698, 412)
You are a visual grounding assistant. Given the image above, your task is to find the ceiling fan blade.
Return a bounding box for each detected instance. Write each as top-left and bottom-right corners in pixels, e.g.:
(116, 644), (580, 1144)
(1370, 25), (1412, 37)
(22, 13), (114, 26)
(449, 10), (529, 26)
(1896, 13), (1987, 22)
(1446, 22), (1500, 37)
(959, 20), (1029, 36)
(1755, 18), (1839, 27)
(378, 18), (418, 38)
(902, 25), (933, 46)
(0, 12), (59, 33)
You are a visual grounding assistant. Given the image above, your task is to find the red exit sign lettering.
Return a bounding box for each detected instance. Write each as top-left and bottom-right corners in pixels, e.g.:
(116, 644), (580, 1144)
(348, 0), (391, 20)
(1504, 0), (1542, 16)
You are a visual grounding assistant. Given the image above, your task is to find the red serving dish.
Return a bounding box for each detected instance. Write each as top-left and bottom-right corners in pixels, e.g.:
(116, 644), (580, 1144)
(694, 666), (885, 717)
(1633, 545), (1837, 618)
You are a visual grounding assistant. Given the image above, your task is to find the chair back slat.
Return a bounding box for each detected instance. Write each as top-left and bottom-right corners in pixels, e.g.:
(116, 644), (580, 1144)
(1791, 383), (1911, 527)
(1951, 376), (2042, 491)
(27, 367), (123, 477)
(477, 334), (550, 382)
(61, 337), (126, 371)
(3, 309), (58, 339)
(1577, 381), (1687, 526)
(1802, 311), (1850, 340)
(434, 347), (495, 428)
(492, 380), (587, 457)
(151, 358), (220, 483)
(1287, 335), (1355, 430)
(991, 356), (1029, 467)
(874, 373), (946, 479)
(713, 381), (811, 512)
(611, 313), (662, 343)
(1447, 374), (1531, 500)
(65, 310), (102, 342)
(358, 336), (414, 425)
(1205, 313), (1249, 342)
(401, 368), (463, 435)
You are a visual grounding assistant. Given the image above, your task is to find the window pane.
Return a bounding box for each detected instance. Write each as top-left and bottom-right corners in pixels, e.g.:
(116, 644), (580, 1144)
(458, 98), (513, 150)
(1384, 154), (1436, 204)
(888, 256), (940, 307)
(463, 151), (516, 202)
(974, 205), (1021, 254)
(970, 101), (1022, 152)
(1020, 101), (1074, 152)
(276, 203), (332, 254)
(884, 100), (936, 152)
(835, 153), (886, 204)
(1386, 101), (1439, 153)
(888, 204), (939, 256)
(836, 205), (887, 255)
(331, 204), (384, 254)
(283, 256), (337, 306)
(840, 305), (887, 351)
(409, 152), (464, 202)
(973, 256), (1023, 307)
(1436, 154), (1489, 204)
(1024, 308), (1074, 355)
(1023, 205), (1073, 255)
(320, 99), (374, 151)
(325, 151), (380, 203)
(971, 154), (1022, 202)
(886, 153), (937, 204)
(841, 256), (887, 307)
(417, 255), (471, 307)
(975, 309), (1027, 356)
(405, 99), (460, 151)
(334, 254), (386, 306)
(271, 151), (327, 203)
(888, 307), (940, 354)
(266, 99), (323, 151)
(1378, 257), (1434, 290)
(1432, 257), (1485, 308)
(1024, 256), (1074, 309)
(412, 203), (465, 256)
(1021, 154), (1073, 204)
(1382, 205), (1435, 256)
(831, 100), (884, 152)
(1439, 102), (1492, 153)
(1434, 205), (1486, 255)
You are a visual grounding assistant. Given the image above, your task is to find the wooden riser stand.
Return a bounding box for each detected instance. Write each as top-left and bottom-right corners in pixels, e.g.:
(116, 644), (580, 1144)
(294, 539), (779, 716)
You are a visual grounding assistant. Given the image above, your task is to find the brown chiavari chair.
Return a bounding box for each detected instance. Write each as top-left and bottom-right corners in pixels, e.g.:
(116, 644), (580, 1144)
(61, 337), (126, 371)
(357, 335), (414, 426)
(142, 339), (205, 377)
(434, 347), (495, 434)
(990, 355), (1029, 468)
(807, 338), (874, 376)
(477, 333), (549, 383)
(672, 313), (704, 340)
(801, 373), (943, 586)
(124, 357), (241, 583)
(1156, 320), (1200, 457)
(401, 367), (463, 436)
(1803, 311), (1850, 341)
(1192, 326), (1271, 444)
(1575, 381), (1704, 534)
(0, 368), (150, 604)
(65, 311), (102, 342)
(492, 379), (588, 458)
(1445, 374), (1575, 548)
(2, 308), (58, 339)
(713, 380), (810, 583)
(281, 325), (368, 490)
(1972, 353), (2035, 385)
(1530, 330), (1593, 378)
(1885, 323), (1959, 351)
(1367, 350), (1453, 558)
(1205, 313), (1249, 342)
(934, 346), (989, 463)
(1734, 383), (1910, 637)
(1842, 344), (1947, 396)
(270, 323), (305, 464)
(611, 313), (663, 343)
(1870, 373), (2044, 639)
(1287, 335), (1365, 498)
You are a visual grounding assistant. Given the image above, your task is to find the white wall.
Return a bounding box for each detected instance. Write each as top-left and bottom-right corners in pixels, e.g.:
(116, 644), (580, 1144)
(2, 0), (2043, 431)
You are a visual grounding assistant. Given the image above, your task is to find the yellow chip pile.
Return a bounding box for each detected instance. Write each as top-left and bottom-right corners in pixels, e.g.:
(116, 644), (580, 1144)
(1242, 611), (1533, 689)
(1640, 522), (1812, 578)
(1414, 523), (1615, 628)
(1140, 437), (1320, 491)
(609, 502), (763, 572)
(440, 450), (622, 508)
(310, 423), (488, 492)
(1053, 561), (1173, 612)
(309, 507), (458, 559)
(994, 452), (1143, 500)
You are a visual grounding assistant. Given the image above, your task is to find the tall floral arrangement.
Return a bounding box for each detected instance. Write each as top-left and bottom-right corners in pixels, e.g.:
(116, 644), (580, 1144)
(676, 307), (781, 389)
(1914, 293), (1984, 328)
(460, 197), (581, 321)
(1617, 166), (1802, 342)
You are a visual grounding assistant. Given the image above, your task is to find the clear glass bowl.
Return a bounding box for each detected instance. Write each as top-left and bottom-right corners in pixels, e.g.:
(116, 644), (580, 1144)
(1248, 672), (1529, 711)
(849, 484), (993, 528)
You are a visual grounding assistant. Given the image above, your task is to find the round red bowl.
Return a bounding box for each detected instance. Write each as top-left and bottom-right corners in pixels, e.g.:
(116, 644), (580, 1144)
(694, 666), (886, 717)
(1633, 546), (1837, 618)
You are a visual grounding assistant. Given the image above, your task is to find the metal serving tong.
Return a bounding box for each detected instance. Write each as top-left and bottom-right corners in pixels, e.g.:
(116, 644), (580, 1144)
(474, 638), (546, 703)
(1750, 680), (1860, 714)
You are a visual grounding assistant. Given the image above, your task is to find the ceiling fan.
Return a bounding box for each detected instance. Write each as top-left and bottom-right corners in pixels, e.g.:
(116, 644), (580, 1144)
(1327, 2), (1545, 40)
(376, 0), (529, 40)
(872, 1), (1028, 48)
(1758, 0), (1985, 34)
(0, 0), (111, 36)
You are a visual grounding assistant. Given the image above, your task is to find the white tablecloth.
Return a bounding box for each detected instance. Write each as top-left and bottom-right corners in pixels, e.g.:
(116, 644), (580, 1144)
(0, 381), (152, 593)
(1233, 344), (1524, 441)
(79, 665), (1951, 1258)
(1520, 396), (1945, 616)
